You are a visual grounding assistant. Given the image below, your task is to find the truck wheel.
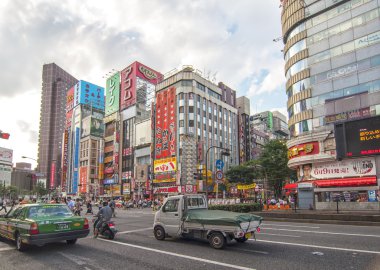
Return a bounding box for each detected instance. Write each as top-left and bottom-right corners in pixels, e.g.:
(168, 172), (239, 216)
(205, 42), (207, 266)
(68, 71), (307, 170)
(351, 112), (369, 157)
(209, 232), (226, 249)
(16, 233), (27, 252)
(154, 226), (165, 240)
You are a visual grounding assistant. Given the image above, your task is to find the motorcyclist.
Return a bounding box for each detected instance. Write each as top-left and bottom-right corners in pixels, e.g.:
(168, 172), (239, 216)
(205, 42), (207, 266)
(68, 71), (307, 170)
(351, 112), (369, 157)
(94, 201), (112, 238)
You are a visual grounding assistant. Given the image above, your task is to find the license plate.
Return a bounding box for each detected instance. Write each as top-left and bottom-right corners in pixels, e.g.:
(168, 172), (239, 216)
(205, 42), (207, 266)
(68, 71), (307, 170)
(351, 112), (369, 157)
(245, 233), (252, 239)
(57, 223), (69, 230)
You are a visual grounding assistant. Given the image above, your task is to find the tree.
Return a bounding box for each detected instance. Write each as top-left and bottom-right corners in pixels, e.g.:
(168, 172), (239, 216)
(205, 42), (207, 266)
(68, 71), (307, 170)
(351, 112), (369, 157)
(257, 139), (296, 198)
(225, 164), (257, 184)
(33, 182), (48, 198)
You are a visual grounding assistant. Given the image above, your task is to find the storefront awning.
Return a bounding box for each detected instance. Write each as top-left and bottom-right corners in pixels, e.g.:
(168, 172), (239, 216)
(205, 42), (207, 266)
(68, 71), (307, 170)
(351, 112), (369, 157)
(313, 176), (377, 188)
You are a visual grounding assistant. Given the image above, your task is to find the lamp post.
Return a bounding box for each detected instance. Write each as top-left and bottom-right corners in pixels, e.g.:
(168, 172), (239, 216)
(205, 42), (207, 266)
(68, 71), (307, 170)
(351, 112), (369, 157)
(22, 156), (39, 191)
(205, 146), (230, 204)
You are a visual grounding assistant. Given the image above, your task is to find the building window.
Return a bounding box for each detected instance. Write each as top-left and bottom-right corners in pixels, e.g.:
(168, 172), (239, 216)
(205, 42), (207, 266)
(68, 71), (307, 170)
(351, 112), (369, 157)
(197, 82), (205, 91)
(189, 120), (194, 127)
(182, 80), (193, 87)
(179, 106), (184, 113)
(189, 106), (194, 113)
(179, 120), (185, 127)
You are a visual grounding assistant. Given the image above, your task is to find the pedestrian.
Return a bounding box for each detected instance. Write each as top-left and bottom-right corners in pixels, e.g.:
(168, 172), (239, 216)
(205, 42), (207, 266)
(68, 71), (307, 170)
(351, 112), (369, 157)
(67, 197), (75, 212)
(74, 198), (82, 216)
(0, 198), (7, 213)
(86, 200), (93, 215)
(109, 199), (116, 217)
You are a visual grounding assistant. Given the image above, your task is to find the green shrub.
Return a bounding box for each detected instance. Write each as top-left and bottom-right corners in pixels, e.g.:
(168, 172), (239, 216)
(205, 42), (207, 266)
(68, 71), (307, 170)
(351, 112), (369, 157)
(208, 203), (262, 212)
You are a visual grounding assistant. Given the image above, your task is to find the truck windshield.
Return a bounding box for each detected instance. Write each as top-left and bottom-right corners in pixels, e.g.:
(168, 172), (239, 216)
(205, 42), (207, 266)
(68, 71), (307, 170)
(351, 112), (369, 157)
(186, 197), (206, 209)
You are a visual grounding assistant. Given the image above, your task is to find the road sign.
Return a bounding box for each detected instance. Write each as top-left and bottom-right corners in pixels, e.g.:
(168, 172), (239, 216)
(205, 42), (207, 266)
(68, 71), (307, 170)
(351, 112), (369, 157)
(216, 170), (223, 181)
(216, 160), (224, 170)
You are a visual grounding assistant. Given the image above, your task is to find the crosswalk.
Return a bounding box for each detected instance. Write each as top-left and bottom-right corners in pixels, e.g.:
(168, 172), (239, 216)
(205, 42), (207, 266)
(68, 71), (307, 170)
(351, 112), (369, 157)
(0, 241), (14, 252)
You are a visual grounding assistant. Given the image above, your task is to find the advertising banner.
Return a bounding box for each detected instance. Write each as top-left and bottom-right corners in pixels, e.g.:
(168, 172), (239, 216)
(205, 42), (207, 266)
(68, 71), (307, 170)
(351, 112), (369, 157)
(237, 183), (256, 190)
(61, 130), (69, 191)
(79, 167), (87, 193)
(123, 183), (130, 194)
(153, 186), (180, 194)
(74, 81), (105, 110)
(181, 185), (197, 194)
(50, 162), (56, 189)
(154, 157), (177, 173)
(111, 184), (121, 196)
(66, 87), (75, 113)
(155, 87), (176, 159)
(81, 117), (91, 138)
(325, 108), (371, 124)
(122, 171), (132, 180)
(0, 164), (12, 186)
(0, 147), (13, 164)
(73, 127), (80, 194)
(136, 62), (161, 84)
(302, 157), (377, 180)
(90, 118), (104, 137)
(103, 178), (115, 185)
(105, 72), (120, 116)
(120, 63), (136, 111)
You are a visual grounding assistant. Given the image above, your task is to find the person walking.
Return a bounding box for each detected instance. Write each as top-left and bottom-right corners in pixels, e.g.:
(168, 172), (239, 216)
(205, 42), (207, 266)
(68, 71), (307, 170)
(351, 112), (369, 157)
(0, 198), (7, 213)
(74, 198), (82, 216)
(86, 200), (93, 215)
(109, 199), (116, 217)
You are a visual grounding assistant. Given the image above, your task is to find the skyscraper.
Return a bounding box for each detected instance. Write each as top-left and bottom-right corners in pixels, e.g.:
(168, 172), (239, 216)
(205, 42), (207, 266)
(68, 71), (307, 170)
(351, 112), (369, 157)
(281, 0), (380, 209)
(38, 63), (77, 189)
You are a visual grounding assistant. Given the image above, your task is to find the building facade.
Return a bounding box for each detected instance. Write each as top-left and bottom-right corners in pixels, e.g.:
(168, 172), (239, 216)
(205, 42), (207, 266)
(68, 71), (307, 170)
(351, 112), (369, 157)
(282, 0), (380, 209)
(236, 96), (251, 164)
(38, 63), (78, 190)
(153, 66), (239, 198)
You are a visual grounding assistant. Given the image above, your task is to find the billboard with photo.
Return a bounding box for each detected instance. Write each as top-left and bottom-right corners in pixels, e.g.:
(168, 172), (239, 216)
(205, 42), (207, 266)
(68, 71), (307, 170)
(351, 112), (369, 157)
(105, 72), (120, 116)
(81, 116), (91, 138)
(0, 147), (13, 164)
(90, 118), (104, 138)
(335, 115), (380, 159)
(74, 80), (105, 110)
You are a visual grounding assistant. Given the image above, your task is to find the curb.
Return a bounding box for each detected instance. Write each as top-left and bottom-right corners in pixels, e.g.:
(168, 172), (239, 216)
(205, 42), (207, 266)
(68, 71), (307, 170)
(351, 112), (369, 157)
(262, 217), (380, 226)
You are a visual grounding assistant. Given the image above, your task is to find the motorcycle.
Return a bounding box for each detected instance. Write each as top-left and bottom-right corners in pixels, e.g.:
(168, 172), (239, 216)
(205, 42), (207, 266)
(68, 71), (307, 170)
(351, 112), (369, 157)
(93, 217), (117, 240)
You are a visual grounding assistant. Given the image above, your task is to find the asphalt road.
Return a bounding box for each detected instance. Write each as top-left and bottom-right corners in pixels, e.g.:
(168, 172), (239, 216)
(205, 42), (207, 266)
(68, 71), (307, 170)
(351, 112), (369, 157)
(0, 207), (379, 270)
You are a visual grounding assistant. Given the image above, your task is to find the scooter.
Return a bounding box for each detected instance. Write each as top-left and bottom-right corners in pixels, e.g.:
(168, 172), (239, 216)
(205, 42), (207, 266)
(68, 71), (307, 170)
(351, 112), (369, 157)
(93, 217), (117, 240)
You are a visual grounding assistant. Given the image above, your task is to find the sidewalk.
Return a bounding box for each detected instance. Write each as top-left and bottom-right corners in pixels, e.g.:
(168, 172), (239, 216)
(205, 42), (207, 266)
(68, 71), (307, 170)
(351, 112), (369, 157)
(256, 209), (380, 226)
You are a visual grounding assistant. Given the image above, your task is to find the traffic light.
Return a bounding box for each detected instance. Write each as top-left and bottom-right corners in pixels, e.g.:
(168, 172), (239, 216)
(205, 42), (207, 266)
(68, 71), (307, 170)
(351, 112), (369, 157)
(0, 132), (10, 140)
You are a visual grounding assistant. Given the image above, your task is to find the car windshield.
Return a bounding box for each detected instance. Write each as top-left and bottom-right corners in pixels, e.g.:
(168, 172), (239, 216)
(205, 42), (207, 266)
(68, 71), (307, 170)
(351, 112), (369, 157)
(27, 205), (73, 219)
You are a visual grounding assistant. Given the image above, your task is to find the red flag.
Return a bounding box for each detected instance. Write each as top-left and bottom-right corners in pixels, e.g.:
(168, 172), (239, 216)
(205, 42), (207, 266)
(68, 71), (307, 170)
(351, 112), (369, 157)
(0, 132), (10, 139)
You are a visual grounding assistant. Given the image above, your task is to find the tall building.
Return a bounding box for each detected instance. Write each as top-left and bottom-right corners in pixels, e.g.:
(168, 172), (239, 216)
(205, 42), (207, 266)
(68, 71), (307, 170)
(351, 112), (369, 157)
(38, 63), (77, 190)
(281, 0), (380, 209)
(153, 66), (239, 198)
(250, 111), (289, 140)
(236, 96), (251, 164)
(63, 80), (105, 197)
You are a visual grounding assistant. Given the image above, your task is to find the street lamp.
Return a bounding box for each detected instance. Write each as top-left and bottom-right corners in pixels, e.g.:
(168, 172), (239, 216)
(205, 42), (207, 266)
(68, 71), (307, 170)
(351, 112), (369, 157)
(205, 146), (230, 204)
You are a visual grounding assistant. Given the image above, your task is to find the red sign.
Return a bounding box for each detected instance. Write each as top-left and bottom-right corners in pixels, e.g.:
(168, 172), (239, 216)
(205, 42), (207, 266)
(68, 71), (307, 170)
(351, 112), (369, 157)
(154, 186), (180, 194)
(120, 64), (136, 110)
(181, 185), (197, 194)
(288, 141), (319, 159)
(80, 167), (87, 193)
(155, 87), (176, 159)
(50, 162), (56, 189)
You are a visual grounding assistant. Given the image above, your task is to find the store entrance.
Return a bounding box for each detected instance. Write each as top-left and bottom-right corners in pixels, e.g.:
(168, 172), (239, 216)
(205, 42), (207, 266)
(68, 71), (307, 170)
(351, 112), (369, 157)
(298, 189), (314, 209)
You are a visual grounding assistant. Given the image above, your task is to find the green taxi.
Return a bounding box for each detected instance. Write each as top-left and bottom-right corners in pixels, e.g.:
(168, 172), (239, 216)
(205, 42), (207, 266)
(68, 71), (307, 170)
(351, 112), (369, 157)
(0, 204), (90, 251)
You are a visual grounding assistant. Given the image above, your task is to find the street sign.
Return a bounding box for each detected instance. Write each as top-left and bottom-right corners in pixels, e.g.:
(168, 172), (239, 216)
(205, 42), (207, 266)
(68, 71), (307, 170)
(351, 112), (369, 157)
(216, 160), (224, 170)
(216, 170), (223, 181)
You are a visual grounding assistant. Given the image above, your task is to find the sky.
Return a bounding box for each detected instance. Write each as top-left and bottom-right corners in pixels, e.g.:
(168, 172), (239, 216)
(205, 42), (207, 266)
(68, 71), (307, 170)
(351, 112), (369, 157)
(0, 0), (285, 168)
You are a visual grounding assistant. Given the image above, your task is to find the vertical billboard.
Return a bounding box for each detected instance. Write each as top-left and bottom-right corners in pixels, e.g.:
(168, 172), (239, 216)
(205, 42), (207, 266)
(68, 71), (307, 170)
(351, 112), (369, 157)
(120, 61), (162, 111)
(66, 87), (75, 128)
(155, 87), (176, 159)
(74, 80), (105, 110)
(50, 162), (56, 189)
(73, 127), (80, 194)
(90, 118), (105, 137)
(61, 130), (69, 192)
(79, 167), (87, 193)
(106, 72), (120, 116)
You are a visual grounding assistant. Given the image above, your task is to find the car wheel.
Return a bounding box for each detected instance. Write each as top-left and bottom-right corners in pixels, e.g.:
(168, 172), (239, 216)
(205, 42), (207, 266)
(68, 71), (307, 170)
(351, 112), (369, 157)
(209, 232), (226, 249)
(66, 239), (77, 245)
(15, 233), (27, 252)
(154, 226), (165, 240)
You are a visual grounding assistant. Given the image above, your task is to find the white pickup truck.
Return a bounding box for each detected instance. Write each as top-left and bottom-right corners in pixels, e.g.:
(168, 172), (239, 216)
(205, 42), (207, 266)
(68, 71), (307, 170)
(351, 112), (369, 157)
(153, 194), (263, 249)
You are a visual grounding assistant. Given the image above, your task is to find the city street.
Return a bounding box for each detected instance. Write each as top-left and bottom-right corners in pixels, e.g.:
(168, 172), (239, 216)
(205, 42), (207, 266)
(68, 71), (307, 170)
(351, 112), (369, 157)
(0, 207), (379, 270)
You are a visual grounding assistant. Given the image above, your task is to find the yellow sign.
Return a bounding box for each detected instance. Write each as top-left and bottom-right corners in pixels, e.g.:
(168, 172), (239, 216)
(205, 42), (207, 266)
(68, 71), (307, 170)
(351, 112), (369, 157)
(153, 178), (176, 183)
(236, 183), (256, 190)
(154, 157), (177, 173)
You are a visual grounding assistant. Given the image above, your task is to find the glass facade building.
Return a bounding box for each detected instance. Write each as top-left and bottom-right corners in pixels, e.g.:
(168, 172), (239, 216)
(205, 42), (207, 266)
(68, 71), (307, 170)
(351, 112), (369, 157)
(282, 0), (380, 209)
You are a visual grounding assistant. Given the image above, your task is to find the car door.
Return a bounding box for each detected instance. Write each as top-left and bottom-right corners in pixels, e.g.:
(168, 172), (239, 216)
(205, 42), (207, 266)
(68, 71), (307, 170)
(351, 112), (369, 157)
(160, 198), (181, 237)
(5, 207), (23, 240)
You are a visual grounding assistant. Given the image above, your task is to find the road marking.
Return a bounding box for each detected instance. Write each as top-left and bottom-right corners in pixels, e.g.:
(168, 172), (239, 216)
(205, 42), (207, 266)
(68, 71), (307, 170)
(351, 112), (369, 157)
(118, 227), (152, 234)
(230, 248), (269, 255)
(0, 247), (14, 252)
(252, 239), (380, 254)
(99, 238), (256, 270)
(259, 233), (300, 238)
(263, 228), (380, 238)
(263, 224), (320, 229)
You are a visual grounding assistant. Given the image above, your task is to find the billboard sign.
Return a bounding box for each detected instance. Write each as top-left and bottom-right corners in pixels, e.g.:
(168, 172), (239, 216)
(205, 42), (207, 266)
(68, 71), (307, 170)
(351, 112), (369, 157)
(74, 80), (105, 110)
(50, 162), (56, 189)
(0, 164), (12, 186)
(105, 72), (120, 116)
(0, 147), (13, 164)
(120, 64), (136, 111)
(81, 117), (91, 138)
(335, 116), (380, 158)
(73, 127), (80, 194)
(154, 157), (177, 173)
(123, 183), (130, 194)
(155, 87), (176, 159)
(288, 142), (320, 159)
(79, 167), (87, 193)
(90, 118), (104, 138)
